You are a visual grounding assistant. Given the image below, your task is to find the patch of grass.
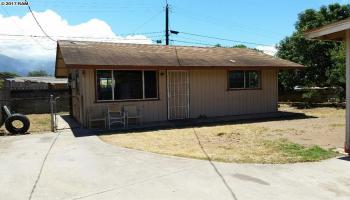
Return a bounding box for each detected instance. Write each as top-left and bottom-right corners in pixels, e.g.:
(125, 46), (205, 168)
(264, 139), (338, 162)
(330, 123), (344, 128)
(279, 142), (337, 161)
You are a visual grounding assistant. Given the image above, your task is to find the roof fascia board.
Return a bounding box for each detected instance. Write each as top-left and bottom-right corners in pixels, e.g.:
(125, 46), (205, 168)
(305, 20), (350, 39)
(65, 64), (304, 70)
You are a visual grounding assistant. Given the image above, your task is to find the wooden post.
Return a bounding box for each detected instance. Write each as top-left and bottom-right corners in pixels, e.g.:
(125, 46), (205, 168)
(346, 30), (350, 153)
(50, 95), (55, 132)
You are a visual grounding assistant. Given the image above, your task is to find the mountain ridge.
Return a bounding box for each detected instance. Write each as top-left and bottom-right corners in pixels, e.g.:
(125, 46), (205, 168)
(0, 54), (54, 76)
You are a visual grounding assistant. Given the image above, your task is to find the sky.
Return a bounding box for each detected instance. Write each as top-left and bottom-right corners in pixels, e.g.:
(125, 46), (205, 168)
(0, 0), (349, 67)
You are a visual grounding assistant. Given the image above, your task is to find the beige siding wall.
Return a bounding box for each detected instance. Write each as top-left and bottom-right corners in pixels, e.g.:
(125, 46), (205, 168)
(81, 69), (168, 126)
(78, 68), (277, 127)
(69, 69), (83, 124)
(189, 69), (278, 118)
(56, 48), (69, 77)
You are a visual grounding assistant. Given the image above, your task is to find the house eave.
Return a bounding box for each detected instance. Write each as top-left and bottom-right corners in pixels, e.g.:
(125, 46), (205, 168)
(304, 18), (350, 41)
(65, 64), (304, 70)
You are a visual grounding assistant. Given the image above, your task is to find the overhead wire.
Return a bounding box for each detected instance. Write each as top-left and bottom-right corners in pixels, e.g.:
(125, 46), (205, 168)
(2, 1), (164, 45)
(173, 35), (220, 45)
(27, 0), (158, 13)
(0, 6), (55, 50)
(174, 5), (284, 39)
(131, 10), (164, 34)
(177, 31), (273, 47)
(118, 31), (164, 36)
(170, 39), (218, 47)
(0, 33), (164, 41)
(24, 0), (56, 42)
(3, 1), (274, 51)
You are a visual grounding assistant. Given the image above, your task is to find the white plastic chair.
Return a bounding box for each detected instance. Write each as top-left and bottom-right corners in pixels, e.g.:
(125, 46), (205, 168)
(107, 105), (126, 129)
(88, 105), (107, 129)
(123, 105), (142, 126)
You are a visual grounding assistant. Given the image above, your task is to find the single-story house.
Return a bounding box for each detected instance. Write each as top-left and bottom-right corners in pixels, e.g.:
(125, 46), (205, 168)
(55, 40), (303, 127)
(304, 17), (350, 153)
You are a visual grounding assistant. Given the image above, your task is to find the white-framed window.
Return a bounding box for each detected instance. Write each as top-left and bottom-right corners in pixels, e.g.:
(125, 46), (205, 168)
(96, 70), (158, 101)
(228, 70), (261, 89)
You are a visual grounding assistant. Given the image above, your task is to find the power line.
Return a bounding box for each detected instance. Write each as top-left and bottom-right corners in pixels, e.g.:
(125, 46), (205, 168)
(0, 33), (163, 41)
(0, 6), (54, 50)
(24, 0), (56, 42)
(177, 14), (279, 41)
(174, 35), (217, 44)
(174, 5), (284, 39)
(178, 31), (272, 46)
(131, 10), (164, 34)
(170, 39), (218, 47)
(27, 1), (156, 9)
(119, 31), (164, 36)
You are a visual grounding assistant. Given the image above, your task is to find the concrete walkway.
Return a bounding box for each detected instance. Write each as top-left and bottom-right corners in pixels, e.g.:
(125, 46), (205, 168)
(1, 121), (350, 200)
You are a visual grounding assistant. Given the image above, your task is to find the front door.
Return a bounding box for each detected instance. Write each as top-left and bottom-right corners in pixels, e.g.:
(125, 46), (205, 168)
(167, 70), (190, 120)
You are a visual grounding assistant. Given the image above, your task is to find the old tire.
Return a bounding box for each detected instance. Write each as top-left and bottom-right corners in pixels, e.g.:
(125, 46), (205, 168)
(0, 106), (10, 128)
(5, 114), (30, 134)
(0, 110), (5, 128)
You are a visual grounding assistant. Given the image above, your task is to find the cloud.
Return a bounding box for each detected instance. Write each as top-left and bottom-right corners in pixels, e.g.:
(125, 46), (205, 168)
(256, 45), (277, 56)
(0, 10), (153, 60)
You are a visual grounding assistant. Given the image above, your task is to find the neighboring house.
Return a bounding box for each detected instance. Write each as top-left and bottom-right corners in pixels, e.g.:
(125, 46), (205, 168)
(5, 76), (68, 90)
(3, 76), (69, 114)
(304, 17), (350, 153)
(55, 40), (303, 127)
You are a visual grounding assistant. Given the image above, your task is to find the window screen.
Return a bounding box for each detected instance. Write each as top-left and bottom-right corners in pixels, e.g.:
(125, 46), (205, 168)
(96, 70), (113, 100)
(229, 71), (245, 89)
(114, 71), (143, 100)
(144, 71), (157, 98)
(245, 71), (261, 88)
(228, 70), (261, 89)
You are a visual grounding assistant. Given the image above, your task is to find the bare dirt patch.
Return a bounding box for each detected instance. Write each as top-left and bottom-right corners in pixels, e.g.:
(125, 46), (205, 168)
(275, 104), (345, 148)
(100, 104), (343, 163)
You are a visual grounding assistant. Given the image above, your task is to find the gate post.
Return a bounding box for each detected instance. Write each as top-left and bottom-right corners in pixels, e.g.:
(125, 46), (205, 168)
(345, 30), (350, 153)
(50, 95), (55, 132)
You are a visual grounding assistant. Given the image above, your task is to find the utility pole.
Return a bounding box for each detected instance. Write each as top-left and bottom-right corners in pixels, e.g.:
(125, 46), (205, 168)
(165, 0), (169, 45)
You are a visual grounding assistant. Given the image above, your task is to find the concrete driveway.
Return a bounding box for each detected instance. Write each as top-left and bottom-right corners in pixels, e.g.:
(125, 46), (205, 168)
(1, 128), (350, 200)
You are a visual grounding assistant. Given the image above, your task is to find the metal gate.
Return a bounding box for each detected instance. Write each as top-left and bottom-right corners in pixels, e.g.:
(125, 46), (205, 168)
(167, 70), (190, 120)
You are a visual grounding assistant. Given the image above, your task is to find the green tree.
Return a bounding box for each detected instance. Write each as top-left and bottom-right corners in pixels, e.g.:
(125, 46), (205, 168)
(277, 3), (350, 92)
(0, 72), (19, 79)
(0, 72), (19, 89)
(232, 44), (263, 53)
(232, 44), (247, 48)
(27, 70), (49, 77)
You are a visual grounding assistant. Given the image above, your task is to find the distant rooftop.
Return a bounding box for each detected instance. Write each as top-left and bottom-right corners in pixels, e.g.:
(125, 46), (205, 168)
(6, 76), (68, 84)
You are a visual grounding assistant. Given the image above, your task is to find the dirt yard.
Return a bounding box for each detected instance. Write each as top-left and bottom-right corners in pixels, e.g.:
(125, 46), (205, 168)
(0, 114), (52, 134)
(100, 104), (344, 164)
(277, 104), (345, 148)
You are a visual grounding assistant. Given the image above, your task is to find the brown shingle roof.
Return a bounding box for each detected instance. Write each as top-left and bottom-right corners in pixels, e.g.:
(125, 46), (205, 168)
(57, 40), (303, 69)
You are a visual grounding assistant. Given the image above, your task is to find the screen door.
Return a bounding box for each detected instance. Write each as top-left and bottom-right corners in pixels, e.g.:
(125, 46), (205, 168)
(167, 70), (190, 120)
